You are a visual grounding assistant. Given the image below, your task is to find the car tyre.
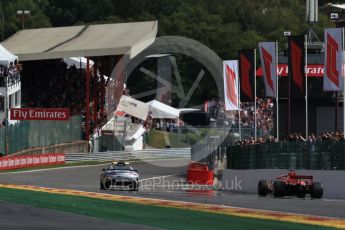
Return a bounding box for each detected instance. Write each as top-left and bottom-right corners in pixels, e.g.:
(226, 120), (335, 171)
(100, 180), (105, 190)
(273, 180), (286, 197)
(257, 180), (268, 196)
(104, 177), (112, 190)
(297, 192), (306, 198)
(131, 182), (139, 191)
(311, 182), (323, 199)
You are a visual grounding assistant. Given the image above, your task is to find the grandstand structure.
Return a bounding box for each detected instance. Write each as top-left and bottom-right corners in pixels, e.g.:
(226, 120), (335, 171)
(0, 21), (158, 153)
(0, 45), (21, 125)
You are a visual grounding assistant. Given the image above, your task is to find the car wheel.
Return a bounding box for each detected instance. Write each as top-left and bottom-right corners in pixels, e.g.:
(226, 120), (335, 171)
(100, 180), (105, 190)
(273, 180), (286, 197)
(297, 192), (306, 198)
(131, 182), (139, 191)
(257, 180), (268, 196)
(104, 177), (112, 190)
(311, 182), (323, 199)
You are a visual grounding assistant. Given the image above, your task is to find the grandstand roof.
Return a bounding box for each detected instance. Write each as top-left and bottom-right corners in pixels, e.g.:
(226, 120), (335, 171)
(1, 21), (158, 61)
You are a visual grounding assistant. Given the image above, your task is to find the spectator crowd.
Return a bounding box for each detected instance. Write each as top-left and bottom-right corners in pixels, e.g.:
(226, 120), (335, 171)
(236, 131), (345, 146)
(21, 60), (106, 118)
(205, 98), (274, 136)
(22, 60), (85, 115)
(0, 61), (21, 87)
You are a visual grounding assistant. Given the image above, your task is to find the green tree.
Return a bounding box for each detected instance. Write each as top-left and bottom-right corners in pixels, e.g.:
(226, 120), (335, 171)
(0, 0), (335, 102)
(1, 0), (51, 40)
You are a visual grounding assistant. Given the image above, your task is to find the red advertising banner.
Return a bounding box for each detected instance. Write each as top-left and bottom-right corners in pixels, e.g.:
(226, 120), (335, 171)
(0, 153), (65, 171)
(256, 64), (324, 77)
(10, 108), (70, 121)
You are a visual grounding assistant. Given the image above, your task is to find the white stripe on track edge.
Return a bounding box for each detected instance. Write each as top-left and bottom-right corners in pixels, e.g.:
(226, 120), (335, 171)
(139, 174), (184, 182)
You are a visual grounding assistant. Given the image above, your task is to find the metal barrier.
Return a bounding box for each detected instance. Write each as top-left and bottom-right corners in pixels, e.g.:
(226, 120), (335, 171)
(0, 116), (82, 155)
(65, 148), (191, 162)
(226, 141), (345, 170)
(190, 140), (229, 171)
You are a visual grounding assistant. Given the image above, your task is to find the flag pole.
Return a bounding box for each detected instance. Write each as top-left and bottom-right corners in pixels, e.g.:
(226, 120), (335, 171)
(238, 61), (241, 140)
(287, 37), (291, 136)
(305, 35), (308, 139)
(276, 42), (279, 140)
(254, 49), (257, 141)
(343, 27), (345, 139)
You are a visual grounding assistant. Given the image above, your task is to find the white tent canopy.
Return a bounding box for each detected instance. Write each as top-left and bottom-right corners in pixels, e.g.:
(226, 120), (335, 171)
(0, 44), (18, 65)
(147, 100), (180, 119)
(116, 95), (149, 121)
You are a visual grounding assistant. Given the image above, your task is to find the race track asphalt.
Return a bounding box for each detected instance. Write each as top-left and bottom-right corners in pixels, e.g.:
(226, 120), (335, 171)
(0, 158), (344, 219)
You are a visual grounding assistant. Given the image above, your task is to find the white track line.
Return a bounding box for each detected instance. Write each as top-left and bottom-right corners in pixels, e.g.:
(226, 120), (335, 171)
(323, 198), (345, 203)
(139, 174), (183, 182)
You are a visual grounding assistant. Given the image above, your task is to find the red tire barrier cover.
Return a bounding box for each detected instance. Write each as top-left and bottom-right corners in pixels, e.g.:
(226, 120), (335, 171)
(187, 161), (214, 185)
(0, 153), (65, 171)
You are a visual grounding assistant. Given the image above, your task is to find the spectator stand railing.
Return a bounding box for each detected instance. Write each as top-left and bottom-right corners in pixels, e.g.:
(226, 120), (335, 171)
(0, 65), (21, 88)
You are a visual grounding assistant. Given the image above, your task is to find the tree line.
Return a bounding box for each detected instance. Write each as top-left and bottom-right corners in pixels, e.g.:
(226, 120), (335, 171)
(0, 0), (336, 105)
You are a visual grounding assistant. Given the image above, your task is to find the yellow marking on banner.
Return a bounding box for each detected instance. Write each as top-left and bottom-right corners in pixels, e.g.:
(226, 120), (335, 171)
(0, 184), (344, 229)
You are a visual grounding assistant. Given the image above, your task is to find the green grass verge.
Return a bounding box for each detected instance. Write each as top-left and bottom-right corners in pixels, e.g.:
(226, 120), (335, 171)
(0, 187), (333, 230)
(147, 128), (232, 149)
(147, 129), (168, 148)
(147, 129), (201, 148)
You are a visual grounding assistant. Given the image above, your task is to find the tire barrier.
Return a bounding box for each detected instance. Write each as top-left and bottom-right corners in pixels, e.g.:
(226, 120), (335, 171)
(0, 153), (65, 171)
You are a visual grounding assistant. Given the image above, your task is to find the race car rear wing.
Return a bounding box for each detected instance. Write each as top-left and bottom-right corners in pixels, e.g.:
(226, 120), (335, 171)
(279, 174), (313, 180)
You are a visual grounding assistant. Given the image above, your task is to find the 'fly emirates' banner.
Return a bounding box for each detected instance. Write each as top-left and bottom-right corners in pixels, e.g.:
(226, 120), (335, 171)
(10, 108), (70, 121)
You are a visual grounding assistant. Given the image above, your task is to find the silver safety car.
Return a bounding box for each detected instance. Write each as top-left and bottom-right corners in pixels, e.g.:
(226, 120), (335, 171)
(100, 161), (139, 191)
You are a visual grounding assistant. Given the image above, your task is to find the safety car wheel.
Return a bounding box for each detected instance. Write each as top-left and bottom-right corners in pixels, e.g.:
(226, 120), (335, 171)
(100, 180), (105, 190)
(131, 182), (139, 191)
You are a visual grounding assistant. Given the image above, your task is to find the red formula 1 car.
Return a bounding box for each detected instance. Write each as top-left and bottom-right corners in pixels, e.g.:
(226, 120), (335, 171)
(257, 170), (323, 199)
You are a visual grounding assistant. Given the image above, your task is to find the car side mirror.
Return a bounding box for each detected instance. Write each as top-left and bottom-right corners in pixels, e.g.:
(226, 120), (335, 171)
(102, 169), (106, 171)
(134, 169), (138, 172)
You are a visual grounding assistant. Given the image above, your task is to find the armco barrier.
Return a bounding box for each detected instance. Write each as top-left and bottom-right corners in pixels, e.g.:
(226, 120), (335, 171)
(187, 162), (214, 185)
(65, 148), (191, 162)
(221, 169), (345, 199)
(0, 153), (65, 171)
